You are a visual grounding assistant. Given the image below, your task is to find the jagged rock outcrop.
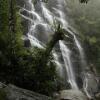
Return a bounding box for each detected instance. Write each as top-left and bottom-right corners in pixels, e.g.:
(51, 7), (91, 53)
(0, 82), (51, 100)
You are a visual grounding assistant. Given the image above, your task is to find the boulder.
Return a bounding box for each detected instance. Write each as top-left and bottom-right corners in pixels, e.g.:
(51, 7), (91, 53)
(0, 83), (51, 100)
(59, 89), (88, 100)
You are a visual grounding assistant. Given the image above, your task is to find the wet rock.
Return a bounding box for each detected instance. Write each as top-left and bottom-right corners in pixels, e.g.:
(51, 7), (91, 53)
(6, 84), (51, 100)
(59, 89), (88, 100)
(83, 72), (99, 99)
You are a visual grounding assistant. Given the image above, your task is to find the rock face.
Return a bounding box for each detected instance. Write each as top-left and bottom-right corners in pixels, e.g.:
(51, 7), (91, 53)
(59, 89), (88, 100)
(83, 71), (99, 99)
(0, 82), (51, 100)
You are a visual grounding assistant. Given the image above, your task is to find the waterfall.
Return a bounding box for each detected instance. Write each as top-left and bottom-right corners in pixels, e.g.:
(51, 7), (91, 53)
(19, 0), (88, 90)
(74, 35), (87, 69)
(59, 40), (78, 89)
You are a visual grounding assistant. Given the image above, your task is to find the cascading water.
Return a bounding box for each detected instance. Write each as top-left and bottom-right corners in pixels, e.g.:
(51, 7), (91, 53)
(74, 35), (87, 69)
(19, 0), (95, 95)
(59, 41), (78, 89)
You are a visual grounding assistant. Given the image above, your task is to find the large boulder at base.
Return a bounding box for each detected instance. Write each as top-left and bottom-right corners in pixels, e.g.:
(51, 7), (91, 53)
(0, 83), (51, 100)
(59, 89), (88, 100)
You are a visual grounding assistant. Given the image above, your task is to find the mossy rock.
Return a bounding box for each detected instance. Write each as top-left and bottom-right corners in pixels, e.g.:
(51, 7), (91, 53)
(0, 89), (7, 100)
